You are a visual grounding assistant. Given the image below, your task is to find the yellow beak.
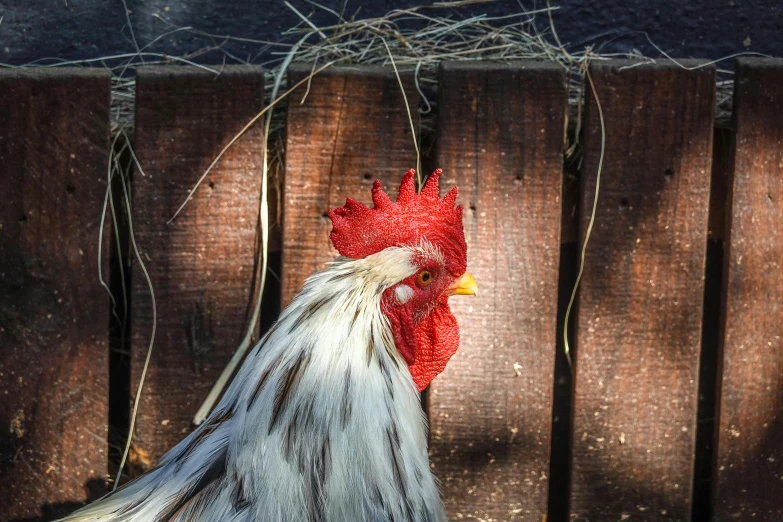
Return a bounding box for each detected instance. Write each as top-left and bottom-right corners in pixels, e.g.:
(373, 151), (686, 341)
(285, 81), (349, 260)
(448, 271), (478, 296)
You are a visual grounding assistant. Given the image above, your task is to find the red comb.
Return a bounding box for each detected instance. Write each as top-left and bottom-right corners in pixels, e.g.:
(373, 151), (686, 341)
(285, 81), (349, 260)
(329, 169), (467, 274)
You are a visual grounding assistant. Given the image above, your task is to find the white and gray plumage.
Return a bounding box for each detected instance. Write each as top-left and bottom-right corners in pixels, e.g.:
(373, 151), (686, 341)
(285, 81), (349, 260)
(61, 170), (475, 522)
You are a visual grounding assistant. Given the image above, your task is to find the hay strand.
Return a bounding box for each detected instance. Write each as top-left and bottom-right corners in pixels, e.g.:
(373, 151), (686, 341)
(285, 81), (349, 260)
(563, 63), (604, 370)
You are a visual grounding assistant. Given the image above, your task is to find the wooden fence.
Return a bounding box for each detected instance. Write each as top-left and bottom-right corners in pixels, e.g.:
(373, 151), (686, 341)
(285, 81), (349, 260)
(1, 58), (782, 521)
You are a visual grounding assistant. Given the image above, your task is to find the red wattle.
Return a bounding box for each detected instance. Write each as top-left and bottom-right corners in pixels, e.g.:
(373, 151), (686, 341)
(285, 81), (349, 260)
(408, 298), (460, 391)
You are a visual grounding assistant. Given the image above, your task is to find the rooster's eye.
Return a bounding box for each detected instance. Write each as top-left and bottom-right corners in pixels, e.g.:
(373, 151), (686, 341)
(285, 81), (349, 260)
(416, 270), (433, 287)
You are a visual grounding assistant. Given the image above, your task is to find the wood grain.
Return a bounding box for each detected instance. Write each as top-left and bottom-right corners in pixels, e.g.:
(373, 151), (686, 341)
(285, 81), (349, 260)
(570, 60), (715, 521)
(282, 65), (419, 306)
(428, 61), (566, 521)
(131, 66), (265, 464)
(0, 69), (111, 520)
(714, 58), (783, 521)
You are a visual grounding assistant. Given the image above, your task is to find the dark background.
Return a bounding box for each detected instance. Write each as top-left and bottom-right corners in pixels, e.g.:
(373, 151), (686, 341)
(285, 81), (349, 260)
(1, 0), (782, 67)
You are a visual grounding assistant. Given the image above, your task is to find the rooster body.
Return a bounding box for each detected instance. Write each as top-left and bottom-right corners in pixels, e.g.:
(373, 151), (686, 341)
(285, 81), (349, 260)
(62, 171), (474, 522)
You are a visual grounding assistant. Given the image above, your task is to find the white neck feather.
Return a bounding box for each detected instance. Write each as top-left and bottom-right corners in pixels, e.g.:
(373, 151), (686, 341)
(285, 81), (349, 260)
(222, 248), (445, 522)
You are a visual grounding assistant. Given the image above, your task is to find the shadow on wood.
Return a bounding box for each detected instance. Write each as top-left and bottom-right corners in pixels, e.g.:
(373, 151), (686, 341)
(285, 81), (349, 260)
(8, 479), (105, 522)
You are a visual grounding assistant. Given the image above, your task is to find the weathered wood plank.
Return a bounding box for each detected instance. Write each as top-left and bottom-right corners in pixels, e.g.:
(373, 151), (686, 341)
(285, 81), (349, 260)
(282, 65), (419, 306)
(131, 66), (265, 464)
(428, 61), (565, 521)
(571, 60), (715, 521)
(0, 69), (111, 519)
(714, 57), (783, 521)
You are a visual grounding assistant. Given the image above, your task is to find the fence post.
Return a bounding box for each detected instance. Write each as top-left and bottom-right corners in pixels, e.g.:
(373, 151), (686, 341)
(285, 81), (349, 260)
(130, 66), (266, 465)
(570, 60), (715, 520)
(0, 68), (111, 519)
(714, 57), (783, 520)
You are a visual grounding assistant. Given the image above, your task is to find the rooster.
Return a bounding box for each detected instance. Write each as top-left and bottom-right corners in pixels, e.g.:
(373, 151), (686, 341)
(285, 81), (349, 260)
(62, 169), (476, 522)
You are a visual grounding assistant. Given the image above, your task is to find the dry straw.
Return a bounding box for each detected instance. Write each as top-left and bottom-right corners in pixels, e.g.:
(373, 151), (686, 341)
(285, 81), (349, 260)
(1, 0), (765, 485)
